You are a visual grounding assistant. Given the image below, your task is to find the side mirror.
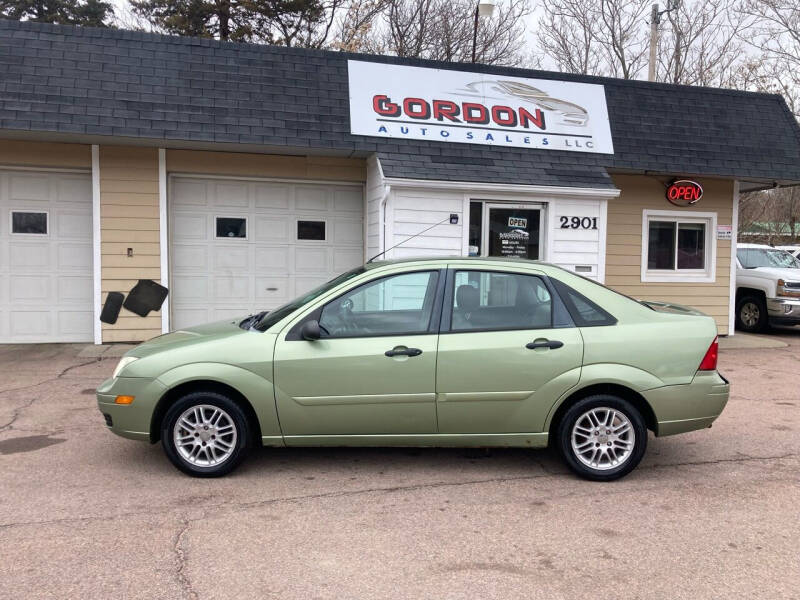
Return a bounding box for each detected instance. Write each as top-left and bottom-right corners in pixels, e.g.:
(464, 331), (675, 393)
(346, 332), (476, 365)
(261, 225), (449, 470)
(300, 319), (321, 341)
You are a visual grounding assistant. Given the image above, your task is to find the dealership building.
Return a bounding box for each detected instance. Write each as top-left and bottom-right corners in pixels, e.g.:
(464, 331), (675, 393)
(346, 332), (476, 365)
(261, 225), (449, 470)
(1, 19), (800, 344)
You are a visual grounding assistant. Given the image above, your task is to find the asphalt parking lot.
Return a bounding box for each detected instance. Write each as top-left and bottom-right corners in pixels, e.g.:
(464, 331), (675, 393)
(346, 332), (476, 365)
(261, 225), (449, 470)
(1, 332), (798, 600)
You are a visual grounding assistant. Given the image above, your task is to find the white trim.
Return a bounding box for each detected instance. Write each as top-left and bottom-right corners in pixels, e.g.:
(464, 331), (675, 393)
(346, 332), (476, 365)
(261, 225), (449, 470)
(728, 181), (740, 336)
(9, 209), (49, 236)
(158, 148), (169, 335)
(91, 145), (102, 345)
(169, 172), (364, 186)
(641, 209), (717, 283)
(383, 177), (621, 199)
(0, 165), (90, 174)
(598, 198), (608, 283)
(461, 194), (471, 255)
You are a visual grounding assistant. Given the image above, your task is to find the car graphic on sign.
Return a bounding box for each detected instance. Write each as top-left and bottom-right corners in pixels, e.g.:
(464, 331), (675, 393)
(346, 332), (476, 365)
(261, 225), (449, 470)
(459, 80), (590, 127)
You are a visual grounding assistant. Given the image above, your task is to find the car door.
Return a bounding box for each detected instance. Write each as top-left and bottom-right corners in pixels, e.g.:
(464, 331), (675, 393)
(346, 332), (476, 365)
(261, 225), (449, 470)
(436, 268), (584, 434)
(273, 269), (444, 438)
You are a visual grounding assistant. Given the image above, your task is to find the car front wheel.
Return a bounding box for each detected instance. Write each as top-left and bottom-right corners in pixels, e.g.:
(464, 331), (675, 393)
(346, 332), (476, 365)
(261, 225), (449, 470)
(557, 395), (647, 481)
(161, 391), (250, 477)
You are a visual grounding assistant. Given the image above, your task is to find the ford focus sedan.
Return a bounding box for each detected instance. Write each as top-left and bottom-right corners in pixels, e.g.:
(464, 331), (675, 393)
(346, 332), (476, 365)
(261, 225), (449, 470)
(97, 258), (729, 481)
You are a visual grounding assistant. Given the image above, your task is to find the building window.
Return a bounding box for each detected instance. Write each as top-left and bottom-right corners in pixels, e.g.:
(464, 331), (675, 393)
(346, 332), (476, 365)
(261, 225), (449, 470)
(215, 217), (247, 239)
(642, 210), (716, 283)
(297, 220), (326, 241)
(11, 211), (48, 235)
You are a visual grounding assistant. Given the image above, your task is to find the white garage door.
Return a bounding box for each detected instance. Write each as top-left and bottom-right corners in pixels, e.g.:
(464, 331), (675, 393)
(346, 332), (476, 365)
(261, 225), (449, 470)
(169, 176), (364, 331)
(0, 170), (94, 343)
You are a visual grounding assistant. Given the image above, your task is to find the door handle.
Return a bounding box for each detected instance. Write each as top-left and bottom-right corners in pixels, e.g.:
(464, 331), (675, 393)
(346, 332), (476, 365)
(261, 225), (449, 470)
(525, 340), (564, 350)
(385, 347), (423, 357)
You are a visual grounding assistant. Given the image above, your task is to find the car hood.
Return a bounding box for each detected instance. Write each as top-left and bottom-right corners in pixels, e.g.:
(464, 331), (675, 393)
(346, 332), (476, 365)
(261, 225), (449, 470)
(127, 317), (248, 359)
(741, 266), (800, 281)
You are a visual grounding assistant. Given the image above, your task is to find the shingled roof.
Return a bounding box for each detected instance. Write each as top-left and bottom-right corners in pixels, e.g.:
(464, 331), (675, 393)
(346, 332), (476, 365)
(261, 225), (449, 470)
(1, 19), (799, 187)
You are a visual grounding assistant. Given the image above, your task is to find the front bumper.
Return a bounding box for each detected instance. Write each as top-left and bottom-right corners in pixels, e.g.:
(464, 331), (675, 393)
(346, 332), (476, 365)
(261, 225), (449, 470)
(766, 297), (800, 325)
(643, 370), (730, 437)
(96, 376), (167, 441)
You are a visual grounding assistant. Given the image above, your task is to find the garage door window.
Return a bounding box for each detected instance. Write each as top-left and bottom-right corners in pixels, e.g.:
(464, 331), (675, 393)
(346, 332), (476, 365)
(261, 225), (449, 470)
(11, 211), (48, 235)
(297, 220), (326, 241)
(215, 217), (247, 239)
(642, 210), (716, 283)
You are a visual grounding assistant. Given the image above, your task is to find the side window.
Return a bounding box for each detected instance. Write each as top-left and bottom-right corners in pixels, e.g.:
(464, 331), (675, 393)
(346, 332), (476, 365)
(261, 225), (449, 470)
(319, 271), (439, 338)
(450, 271), (553, 331)
(551, 279), (617, 327)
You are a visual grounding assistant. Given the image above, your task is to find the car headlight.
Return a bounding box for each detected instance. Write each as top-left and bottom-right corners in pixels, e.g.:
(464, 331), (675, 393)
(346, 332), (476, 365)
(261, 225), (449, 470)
(777, 279), (800, 298)
(113, 356), (139, 379)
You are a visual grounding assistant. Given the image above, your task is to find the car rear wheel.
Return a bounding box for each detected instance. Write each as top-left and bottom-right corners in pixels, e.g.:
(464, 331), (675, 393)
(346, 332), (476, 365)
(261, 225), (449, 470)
(161, 391), (250, 477)
(557, 395), (647, 481)
(736, 295), (767, 333)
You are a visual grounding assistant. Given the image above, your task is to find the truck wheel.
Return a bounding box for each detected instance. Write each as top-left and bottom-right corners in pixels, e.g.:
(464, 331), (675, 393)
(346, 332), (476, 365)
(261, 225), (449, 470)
(736, 295), (767, 333)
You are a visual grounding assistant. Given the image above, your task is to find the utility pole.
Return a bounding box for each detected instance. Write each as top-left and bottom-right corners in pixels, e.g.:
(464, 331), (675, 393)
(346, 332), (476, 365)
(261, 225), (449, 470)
(648, 3), (659, 82)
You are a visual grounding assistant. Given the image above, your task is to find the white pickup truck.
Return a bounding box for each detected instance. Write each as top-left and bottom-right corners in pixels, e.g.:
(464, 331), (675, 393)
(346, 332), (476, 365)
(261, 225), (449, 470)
(736, 243), (800, 332)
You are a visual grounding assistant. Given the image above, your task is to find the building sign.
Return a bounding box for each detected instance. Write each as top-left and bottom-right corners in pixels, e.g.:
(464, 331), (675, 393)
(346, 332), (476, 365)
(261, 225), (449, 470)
(666, 180), (703, 206)
(347, 60), (615, 154)
(717, 225), (732, 240)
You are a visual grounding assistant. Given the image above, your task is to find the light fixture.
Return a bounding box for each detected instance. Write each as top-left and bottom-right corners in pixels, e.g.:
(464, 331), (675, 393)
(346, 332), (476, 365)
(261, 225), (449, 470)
(478, 0), (496, 17)
(473, 0), (497, 63)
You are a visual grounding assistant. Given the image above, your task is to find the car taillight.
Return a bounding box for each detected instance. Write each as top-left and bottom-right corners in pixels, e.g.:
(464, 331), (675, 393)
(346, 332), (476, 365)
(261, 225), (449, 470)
(698, 336), (719, 371)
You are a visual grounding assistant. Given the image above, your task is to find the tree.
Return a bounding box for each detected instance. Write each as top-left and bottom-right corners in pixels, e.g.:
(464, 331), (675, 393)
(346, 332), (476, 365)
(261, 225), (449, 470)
(129, 0), (341, 44)
(536, 0), (650, 79)
(340, 0), (533, 66)
(657, 0), (748, 87)
(0, 0), (114, 26)
(738, 0), (800, 118)
(536, 0), (750, 87)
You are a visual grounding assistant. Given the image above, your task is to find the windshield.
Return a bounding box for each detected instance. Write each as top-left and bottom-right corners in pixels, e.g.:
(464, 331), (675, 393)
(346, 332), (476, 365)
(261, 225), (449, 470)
(254, 267), (366, 331)
(737, 248), (800, 269)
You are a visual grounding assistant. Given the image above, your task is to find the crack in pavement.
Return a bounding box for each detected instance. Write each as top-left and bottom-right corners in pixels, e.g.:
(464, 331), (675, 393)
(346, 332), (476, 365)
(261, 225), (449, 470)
(0, 358), (105, 433)
(0, 452), (796, 531)
(173, 517), (198, 600)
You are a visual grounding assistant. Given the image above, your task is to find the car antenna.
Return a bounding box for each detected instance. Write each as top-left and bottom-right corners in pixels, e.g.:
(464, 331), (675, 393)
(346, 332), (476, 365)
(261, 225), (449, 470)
(367, 213), (459, 263)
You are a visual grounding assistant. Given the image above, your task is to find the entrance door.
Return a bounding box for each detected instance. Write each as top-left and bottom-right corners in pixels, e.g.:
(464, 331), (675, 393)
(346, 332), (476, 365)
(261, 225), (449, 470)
(273, 269), (442, 438)
(482, 203), (543, 260)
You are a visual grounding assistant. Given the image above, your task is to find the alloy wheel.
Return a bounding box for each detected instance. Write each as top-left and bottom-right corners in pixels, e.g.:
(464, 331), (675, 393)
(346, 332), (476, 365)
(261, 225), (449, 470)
(570, 407), (635, 471)
(740, 302), (760, 328)
(173, 404), (238, 467)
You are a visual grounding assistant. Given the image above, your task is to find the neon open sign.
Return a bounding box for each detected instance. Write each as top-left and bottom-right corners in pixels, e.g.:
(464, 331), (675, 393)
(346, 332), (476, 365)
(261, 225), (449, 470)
(666, 180), (703, 206)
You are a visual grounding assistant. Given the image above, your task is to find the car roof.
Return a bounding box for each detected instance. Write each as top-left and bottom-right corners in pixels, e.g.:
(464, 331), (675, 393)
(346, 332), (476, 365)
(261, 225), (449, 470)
(365, 256), (554, 270)
(737, 243), (779, 249)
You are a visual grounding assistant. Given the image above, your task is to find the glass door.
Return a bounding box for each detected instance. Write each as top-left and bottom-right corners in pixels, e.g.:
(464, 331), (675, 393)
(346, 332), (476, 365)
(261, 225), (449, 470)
(481, 203), (543, 260)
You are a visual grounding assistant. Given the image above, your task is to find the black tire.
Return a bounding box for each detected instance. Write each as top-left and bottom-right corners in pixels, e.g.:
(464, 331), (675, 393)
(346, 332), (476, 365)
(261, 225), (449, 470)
(736, 295), (768, 333)
(161, 391), (250, 477)
(556, 395), (647, 482)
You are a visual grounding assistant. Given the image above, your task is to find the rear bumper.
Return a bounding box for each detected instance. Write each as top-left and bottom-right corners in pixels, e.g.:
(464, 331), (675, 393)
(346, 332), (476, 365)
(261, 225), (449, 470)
(643, 371), (730, 437)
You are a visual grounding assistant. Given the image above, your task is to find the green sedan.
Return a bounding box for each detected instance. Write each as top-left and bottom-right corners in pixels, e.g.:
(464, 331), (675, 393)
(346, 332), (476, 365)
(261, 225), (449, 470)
(97, 258), (729, 480)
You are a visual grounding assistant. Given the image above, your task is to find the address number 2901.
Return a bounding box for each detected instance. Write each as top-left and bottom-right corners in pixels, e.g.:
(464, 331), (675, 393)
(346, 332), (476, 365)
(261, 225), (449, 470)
(560, 216), (598, 230)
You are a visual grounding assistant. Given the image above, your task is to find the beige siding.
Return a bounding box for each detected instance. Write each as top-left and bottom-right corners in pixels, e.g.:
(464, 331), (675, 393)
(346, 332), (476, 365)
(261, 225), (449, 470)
(166, 149), (366, 182)
(606, 175), (733, 335)
(100, 146), (162, 342)
(0, 139), (91, 169)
